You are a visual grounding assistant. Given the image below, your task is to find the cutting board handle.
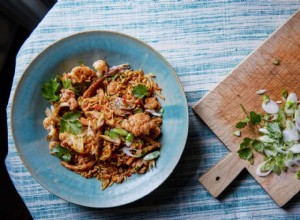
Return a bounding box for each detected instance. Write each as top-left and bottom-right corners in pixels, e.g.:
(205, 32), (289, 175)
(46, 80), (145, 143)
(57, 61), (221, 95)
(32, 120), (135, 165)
(199, 152), (246, 197)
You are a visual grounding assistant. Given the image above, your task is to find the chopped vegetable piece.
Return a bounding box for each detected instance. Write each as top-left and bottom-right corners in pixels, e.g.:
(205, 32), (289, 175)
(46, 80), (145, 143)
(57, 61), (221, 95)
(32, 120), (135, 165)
(233, 130), (241, 137)
(256, 89), (267, 95)
(297, 171), (300, 180)
(122, 147), (141, 158)
(60, 111), (82, 135)
(110, 128), (129, 136)
(133, 84), (149, 99)
(41, 78), (61, 102)
(62, 78), (80, 95)
(125, 133), (134, 147)
(143, 151), (160, 161)
(262, 96), (279, 114)
(281, 89), (288, 100)
(236, 90), (300, 179)
(272, 59), (280, 65)
(52, 145), (72, 162)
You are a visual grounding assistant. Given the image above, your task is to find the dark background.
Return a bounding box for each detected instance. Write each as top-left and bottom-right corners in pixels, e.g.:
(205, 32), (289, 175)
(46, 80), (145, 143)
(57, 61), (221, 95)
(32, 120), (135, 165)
(0, 1), (56, 219)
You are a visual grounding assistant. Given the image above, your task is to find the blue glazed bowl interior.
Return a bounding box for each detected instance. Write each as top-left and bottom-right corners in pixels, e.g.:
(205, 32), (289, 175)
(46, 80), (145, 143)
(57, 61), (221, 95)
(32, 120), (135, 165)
(11, 31), (188, 208)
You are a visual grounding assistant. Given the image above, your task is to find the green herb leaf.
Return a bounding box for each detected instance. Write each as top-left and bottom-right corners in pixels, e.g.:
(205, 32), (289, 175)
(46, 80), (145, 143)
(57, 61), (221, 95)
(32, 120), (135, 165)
(252, 140), (264, 153)
(62, 79), (80, 95)
(249, 111), (261, 125)
(238, 148), (253, 160)
(52, 145), (71, 162)
(281, 89), (288, 100)
(296, 171), (300, 180)
(235, 121), (247, 129)
(235, 117), (250, 129)
(60, 111), (82, 135)
(240, 137), (252, 149)
(133, 84), (149, 99)
(41, 78), (61, 102)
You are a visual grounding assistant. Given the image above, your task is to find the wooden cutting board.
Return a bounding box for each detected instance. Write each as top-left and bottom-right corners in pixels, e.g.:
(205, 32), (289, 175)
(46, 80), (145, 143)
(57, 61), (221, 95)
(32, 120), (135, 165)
(192, 9), (300, 207)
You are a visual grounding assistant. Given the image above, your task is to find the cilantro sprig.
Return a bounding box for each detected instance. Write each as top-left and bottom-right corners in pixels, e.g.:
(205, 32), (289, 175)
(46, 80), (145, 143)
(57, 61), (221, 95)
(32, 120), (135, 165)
(235, 90), (300, 179)
(235, 105), (262, 129)
(52, 145), (72, 162)
(60, 111), (82, 135)
(62, 78), (80, 95)
(41, 77), (81, 102)
(133, 84), (149, 99)
(41, 78), (61, 102)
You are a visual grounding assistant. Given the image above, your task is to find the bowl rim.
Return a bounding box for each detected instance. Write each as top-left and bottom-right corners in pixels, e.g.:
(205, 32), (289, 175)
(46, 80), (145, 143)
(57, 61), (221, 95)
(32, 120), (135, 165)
(10, 30), (189, 208)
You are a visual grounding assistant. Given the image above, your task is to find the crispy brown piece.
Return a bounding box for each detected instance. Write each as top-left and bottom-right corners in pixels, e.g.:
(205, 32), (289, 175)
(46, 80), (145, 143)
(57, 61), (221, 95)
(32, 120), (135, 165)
(61, 160), (96, 172)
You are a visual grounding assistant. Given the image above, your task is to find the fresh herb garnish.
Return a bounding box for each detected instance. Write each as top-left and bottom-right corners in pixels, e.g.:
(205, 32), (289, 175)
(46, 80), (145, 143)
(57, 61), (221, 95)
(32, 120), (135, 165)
(62, 78), (80, 95)
(133, 84), (149, 99)
(235, 106), (261, 129)
(60, 111), (82, 135)
(236, 90), (300, 178)
(52, 145), (72, 162)
(41, 78), (61, 102)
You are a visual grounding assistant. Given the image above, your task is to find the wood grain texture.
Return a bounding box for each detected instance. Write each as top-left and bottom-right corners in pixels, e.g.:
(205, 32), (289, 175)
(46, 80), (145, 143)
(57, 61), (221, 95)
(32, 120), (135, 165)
(199, 152), (248, 197)
(193, 9), (300, 206)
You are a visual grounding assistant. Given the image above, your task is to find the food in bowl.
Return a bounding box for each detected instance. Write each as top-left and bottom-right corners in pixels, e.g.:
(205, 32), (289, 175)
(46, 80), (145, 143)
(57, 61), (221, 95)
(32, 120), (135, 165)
(41, 60), (164, 189)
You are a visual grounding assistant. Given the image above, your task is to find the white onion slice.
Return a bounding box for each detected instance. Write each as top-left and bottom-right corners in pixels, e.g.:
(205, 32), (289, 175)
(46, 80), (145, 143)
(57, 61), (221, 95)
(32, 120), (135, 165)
(145, 109), (162, 117)
(256, 161), (272, 177)
(274, 147), (287, 154)
(45, 107), (52, 117)
(289, 144), (300, 153)
(262, 100), (279, 114)
(256, 89), (267, 95)
(283, 128), (299, 142)
(122, 147), (141, 158)
(295, 109), (300, 131)
(263, 149), (277, 157)
(99, 135), (121, 145)
(258, 135), (275, 143)
(258, 128), (269, 134)
(283, 120), (299, 142)
(87, 120), (94, 137)
(287, 93), (298, 102)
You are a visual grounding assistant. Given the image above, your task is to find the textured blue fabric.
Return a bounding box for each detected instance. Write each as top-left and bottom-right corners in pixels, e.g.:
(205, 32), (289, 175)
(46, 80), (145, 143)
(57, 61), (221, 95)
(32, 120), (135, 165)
(6, 0), (300, 219)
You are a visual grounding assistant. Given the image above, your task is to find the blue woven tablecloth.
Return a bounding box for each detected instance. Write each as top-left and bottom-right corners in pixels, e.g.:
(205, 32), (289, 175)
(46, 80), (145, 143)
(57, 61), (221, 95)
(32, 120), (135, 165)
(6, 0), (300, 219)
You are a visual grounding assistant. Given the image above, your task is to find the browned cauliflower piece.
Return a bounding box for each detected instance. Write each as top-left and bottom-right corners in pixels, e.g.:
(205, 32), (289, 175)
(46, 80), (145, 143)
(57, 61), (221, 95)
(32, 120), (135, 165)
(64, 65), (97, 83)
(144, 97), (159, 110)
(107, 81), (121, 95)
(121, 112), (157, 137)
(59, 89), (79, 110)
(60, 89), (75, 102)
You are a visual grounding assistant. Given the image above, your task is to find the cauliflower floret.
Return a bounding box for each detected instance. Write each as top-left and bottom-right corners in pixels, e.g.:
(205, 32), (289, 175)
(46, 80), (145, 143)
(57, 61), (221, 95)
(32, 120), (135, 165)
(60, 89), (75, 102)
(144, 97), (159, 110)
(64, 65), (97, 83)
(59, 89), (78, 110)
(107, 81), (121, 95)
(121, 112), (157, 137)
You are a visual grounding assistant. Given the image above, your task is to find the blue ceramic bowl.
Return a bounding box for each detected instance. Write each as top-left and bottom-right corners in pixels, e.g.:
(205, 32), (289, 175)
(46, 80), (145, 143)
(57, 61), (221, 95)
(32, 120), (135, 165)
(11, 31), (188, 208)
